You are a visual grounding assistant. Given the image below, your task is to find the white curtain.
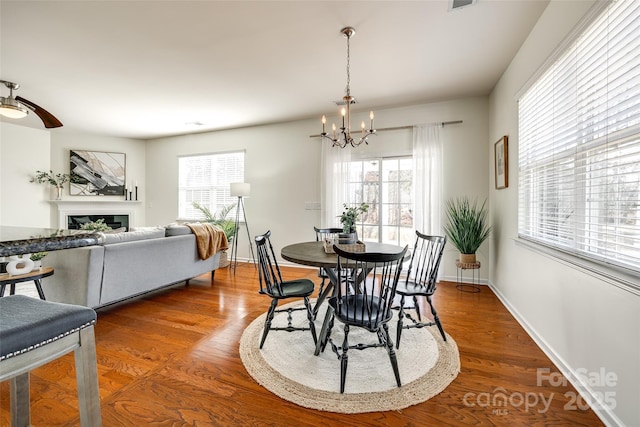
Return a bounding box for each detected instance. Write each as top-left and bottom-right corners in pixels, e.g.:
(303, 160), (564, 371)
(321, 141), (351, 228)
(413, 124), (443, 236)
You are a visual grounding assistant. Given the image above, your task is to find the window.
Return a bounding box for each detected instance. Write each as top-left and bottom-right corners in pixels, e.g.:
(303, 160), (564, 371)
(347, 157), (414, 247)
(518, 0), (640, 273)
(178, 151), (244, 220)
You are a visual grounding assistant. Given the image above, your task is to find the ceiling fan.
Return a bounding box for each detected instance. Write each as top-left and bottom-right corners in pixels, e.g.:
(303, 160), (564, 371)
(0, 80), (63, 128)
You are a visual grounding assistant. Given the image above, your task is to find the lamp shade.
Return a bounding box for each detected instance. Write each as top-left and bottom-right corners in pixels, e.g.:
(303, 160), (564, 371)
(230, 182), (250, 197)
(0, 104), (28, 119)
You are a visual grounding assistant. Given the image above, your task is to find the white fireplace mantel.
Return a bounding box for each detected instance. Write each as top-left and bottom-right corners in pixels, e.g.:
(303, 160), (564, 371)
(49, 200), (141, 229)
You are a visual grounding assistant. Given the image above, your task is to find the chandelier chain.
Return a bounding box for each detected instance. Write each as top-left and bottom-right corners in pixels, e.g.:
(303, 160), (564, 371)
(345, 33), (351, 97)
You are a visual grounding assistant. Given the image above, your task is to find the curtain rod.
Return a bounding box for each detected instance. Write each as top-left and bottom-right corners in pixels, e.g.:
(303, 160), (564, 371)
(309, 120), (462, 138)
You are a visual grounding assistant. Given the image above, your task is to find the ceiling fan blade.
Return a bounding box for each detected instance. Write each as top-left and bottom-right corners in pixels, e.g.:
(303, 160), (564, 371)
(15, 96), (63, 128)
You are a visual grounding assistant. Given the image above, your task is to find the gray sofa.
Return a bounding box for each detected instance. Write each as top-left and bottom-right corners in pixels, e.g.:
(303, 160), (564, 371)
(42, 225), (223, 308)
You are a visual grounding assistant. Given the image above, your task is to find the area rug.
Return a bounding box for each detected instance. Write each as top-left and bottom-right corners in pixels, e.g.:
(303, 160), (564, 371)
(239, 299), (460, 413)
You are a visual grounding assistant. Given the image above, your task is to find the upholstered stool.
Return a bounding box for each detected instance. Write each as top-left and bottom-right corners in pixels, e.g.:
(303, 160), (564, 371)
(0, 295), (102, 426)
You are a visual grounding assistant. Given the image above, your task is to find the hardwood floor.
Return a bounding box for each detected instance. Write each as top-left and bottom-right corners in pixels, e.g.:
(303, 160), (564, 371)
(0, 263), (603, 426)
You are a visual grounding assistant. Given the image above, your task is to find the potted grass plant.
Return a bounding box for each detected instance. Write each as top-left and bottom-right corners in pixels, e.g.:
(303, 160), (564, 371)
(191, 202), (237, 242)
(443, 197), (491, 264)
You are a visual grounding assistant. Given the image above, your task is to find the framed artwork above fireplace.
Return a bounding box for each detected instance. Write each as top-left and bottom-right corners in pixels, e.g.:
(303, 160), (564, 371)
(70, 150), (125, 196)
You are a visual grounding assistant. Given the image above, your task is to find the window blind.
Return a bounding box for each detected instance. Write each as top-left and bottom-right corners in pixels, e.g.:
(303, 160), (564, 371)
(178, 151), (245, 220)
(518, 0), (640, 273)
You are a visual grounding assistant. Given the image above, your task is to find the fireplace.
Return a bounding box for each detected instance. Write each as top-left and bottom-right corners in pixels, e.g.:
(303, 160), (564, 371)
(53, 201), (137, 231)
(67, 214), (130, 231)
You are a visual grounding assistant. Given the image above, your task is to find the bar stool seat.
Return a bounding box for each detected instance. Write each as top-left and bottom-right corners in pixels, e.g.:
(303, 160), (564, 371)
(0, 295), (102, 426)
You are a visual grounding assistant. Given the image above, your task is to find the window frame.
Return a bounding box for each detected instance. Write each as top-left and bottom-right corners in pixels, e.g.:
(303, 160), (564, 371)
(516, 0), (640, 292)
(177, 150), (245, 221)
(346, 155), (414, 247)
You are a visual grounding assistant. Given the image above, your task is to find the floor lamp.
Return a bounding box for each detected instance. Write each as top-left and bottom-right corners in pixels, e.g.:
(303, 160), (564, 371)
(229, 182), (256, 273)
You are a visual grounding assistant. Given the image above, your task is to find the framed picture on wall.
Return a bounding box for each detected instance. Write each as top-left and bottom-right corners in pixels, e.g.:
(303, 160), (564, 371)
(494, 136), (508, 189)
(70, 150), (126, 196)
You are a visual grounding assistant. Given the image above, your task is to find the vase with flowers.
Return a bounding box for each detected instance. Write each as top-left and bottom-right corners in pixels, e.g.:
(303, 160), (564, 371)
(31, 170), (72, 200)
(338, 202), (369, 244)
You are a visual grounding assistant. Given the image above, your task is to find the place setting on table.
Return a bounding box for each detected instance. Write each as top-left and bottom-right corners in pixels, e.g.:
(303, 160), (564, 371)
(239, 226), (461, 414)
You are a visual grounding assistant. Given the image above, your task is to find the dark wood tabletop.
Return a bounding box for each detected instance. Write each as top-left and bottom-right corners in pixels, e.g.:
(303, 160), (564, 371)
(281, 241), (406, 268)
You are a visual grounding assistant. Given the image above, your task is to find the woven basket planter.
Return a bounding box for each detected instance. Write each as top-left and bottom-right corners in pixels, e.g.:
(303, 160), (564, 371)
(459, 253), (476, 264)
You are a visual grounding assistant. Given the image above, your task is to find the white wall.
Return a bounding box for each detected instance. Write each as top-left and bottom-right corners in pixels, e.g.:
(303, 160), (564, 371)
(0, 123), (146, 228)
(145, 96), (489, 274)
(489, 1), (639, 426)
(0, 122), (52, 227)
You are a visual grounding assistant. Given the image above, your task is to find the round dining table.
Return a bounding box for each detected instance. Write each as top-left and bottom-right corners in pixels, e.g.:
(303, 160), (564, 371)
(282, 240), (407, 311)
(281, 240), (405, 268)
(281, 240), (407, 354)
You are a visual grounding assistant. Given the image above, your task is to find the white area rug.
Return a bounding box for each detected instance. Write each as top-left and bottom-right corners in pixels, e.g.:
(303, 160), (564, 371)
(240, 299), (460, 413)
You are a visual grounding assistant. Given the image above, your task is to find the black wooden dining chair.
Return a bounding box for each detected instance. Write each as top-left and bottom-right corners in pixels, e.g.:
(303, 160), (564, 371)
(313, 226), (343, 289)
(255, 230), (317, 349)
(312, 226), (342, 316)
(395, 231), (447, 348)
(318, 244), (408, 393)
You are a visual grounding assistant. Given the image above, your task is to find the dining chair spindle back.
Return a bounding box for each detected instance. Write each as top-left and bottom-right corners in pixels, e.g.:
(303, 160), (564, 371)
(255, 230), (317, 349)
(318, 244), (408, 393)
(395, 231), (447, 348)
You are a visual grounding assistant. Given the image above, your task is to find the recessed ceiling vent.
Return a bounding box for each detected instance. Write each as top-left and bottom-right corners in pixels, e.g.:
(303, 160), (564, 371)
(449, 0), (476, 11)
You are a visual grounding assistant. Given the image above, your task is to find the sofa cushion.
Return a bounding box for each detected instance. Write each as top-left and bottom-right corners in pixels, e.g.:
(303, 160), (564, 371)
(104, 227), (127, 234)
(102, 228), (165, 245)
(165, 224), (193, 237)
(130, 226), (163, 232)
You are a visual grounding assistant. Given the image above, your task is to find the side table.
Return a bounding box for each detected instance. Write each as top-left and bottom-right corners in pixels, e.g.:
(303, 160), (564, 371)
(0, 267), (54, 300)
(455, 260), (480, 293)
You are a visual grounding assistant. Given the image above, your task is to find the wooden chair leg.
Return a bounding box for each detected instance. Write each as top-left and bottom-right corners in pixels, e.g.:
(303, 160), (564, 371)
(314, 305), (334, 356)
(383, 323), (401, 388)
(260, 299), (278, 349)
(396, 295), (406, 349)
(302, 297), (318, 345)
(10, 373), (30, 427)
(339, 325), (350, 394)
(75, 326), (102, 427)
(427, 295), (447, 341)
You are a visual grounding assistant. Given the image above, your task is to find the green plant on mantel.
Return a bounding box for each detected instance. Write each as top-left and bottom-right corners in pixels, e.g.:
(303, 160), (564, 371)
(80, 219), (112, 232)
(30, 170), (71, 188)
(339, 203), (369, 234)
(192, 202), (237, 241)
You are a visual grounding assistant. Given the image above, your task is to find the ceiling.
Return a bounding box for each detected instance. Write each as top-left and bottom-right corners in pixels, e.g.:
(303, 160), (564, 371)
(0, 0), (549, 140)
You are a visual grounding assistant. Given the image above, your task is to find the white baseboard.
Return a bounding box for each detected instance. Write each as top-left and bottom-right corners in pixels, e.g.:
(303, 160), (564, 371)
(488, 282), (623, 427)
(441, 274), (488, 285)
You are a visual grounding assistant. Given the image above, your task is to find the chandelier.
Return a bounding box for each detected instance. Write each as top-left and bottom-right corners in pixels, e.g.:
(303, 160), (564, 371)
(321, 27), (376, 148)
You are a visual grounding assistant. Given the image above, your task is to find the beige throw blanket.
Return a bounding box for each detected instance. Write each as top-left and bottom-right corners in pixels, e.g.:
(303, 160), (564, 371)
(186, 223), (229, 260)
